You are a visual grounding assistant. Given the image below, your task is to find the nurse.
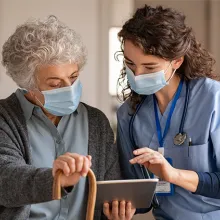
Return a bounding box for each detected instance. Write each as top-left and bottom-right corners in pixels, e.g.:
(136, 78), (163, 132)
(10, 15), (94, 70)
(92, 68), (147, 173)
(117, 4), (220, 220)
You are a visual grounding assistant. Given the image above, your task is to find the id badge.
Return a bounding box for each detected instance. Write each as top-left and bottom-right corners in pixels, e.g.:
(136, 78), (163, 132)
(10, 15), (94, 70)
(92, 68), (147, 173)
(153, 157), (174, 196)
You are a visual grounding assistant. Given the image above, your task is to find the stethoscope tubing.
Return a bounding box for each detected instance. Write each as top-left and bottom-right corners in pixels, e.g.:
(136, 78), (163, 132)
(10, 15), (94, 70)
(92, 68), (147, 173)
(128, 80), (190, 208)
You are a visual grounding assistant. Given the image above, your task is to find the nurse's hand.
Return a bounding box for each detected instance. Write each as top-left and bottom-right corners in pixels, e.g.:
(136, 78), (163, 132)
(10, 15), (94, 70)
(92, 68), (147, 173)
(103, 201), (136, 220)
(130, 148), (176, 182)
(52, 153), (92, 187)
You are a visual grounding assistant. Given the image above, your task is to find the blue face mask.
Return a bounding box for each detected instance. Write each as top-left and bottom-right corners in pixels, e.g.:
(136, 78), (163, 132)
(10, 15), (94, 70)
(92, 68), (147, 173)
(40, 78), (82, 116)
(126, 62), (175, 95)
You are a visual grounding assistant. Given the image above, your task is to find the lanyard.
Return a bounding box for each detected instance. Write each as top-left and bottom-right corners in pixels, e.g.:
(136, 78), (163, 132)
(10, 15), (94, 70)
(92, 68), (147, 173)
(153, 79), (184, 148)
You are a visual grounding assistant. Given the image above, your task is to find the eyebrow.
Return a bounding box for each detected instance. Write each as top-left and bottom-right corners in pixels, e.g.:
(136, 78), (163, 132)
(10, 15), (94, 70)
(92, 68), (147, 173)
(46, 71), (78, 80)
(124, 56), (159, 66)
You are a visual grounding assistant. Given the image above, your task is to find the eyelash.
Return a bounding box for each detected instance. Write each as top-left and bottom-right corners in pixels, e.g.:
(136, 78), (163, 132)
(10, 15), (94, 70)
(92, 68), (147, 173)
(146, 67), (155, 70)
(49, 76), (78, 87)
(70, 76), (77, 79)
(125, 61), (134, 66)
(125, 62), (155, 70)
(50, 84), (61, 88)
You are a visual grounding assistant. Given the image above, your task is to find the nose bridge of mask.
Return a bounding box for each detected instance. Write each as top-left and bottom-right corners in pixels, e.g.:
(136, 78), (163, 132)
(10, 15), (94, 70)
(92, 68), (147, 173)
(42, 78), (80, 104)
(42, 78), (78, 95)
(126, 63), (168, 79)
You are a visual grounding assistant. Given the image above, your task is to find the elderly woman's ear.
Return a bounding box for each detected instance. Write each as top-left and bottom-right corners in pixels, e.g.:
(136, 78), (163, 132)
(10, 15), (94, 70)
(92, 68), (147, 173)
(24, 89), (45, 107)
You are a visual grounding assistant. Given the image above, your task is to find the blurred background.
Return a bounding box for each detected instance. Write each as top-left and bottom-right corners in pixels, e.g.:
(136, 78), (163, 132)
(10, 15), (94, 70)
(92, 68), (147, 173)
(0, 0), (219, 219)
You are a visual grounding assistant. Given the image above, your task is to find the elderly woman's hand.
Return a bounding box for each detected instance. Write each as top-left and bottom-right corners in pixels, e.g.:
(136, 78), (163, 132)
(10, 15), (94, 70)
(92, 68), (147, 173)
(103, 201), (136, 220)
(130, 147), (177, 183)
(52, 152), (92, 187)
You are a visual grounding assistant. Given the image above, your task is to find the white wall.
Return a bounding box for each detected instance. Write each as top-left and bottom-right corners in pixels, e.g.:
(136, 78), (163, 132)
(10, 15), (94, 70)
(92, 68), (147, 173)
(99, 0), (135, 122)
(0, 0), (100, 108)
(210, 0), (220, 72)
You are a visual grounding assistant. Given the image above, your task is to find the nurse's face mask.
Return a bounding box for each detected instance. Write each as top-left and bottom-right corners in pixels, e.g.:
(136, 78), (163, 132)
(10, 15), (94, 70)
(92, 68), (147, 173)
(125, 61), (176, 95)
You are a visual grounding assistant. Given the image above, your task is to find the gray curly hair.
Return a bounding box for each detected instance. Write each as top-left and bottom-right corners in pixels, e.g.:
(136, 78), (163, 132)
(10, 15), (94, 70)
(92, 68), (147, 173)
(1, 15), (87, 89)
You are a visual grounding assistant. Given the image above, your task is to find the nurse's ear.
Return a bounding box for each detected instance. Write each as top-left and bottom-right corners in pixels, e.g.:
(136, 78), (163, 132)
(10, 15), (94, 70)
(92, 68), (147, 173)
(172, 57), (184, 70)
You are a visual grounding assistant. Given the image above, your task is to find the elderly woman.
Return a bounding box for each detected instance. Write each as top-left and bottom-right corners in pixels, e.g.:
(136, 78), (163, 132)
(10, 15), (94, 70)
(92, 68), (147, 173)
(0, 16), (135, 220)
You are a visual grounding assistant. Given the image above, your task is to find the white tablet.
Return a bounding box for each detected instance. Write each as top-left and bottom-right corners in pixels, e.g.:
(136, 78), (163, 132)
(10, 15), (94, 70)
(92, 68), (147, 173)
(95, 179), (158, 209)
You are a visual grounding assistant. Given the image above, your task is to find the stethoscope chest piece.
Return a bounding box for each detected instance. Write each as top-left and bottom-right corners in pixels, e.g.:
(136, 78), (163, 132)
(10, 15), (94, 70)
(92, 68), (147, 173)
(174, 132), (187, 146)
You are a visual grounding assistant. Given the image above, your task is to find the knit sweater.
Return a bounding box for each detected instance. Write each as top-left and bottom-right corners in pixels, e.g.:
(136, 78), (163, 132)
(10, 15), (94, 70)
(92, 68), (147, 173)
(0, 93), (121, 220)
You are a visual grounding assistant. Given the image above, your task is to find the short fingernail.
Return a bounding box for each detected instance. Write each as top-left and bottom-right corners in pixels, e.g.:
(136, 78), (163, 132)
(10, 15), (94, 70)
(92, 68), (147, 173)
(133, 150), (137, 154)
(82, 173), (87, 177)
(129, 159), (134, 162)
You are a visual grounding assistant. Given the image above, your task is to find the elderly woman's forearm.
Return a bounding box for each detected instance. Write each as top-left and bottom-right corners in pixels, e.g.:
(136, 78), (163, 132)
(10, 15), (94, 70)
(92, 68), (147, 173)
(0, 163), (54, 207)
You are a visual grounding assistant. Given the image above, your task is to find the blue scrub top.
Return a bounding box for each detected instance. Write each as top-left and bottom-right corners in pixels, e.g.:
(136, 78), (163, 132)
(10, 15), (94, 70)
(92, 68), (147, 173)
(117, 78), (220, 220)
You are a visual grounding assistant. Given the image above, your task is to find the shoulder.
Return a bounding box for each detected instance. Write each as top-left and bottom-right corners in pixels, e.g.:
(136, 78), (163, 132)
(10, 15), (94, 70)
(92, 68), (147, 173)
(191, 77), (220, 93)
(0, 93), (28, 149)
(190, 78), (220, 102)
(116, 99), (132, 125)
(0, 93), (23, 118)
(82, 102), (110, 126)
(0, 93), (20, 109)
(117, 99), (131, 117)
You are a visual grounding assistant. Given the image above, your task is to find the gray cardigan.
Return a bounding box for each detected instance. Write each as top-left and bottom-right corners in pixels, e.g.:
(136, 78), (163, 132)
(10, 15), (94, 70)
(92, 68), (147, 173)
(0, 93), (122, 220)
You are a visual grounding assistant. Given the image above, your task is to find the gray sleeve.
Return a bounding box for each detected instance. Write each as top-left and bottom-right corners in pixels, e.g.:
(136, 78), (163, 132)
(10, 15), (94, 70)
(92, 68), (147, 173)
(0, 130), (56, 208)
(104, 143), (122, 181)
(102, 116), (122, 181)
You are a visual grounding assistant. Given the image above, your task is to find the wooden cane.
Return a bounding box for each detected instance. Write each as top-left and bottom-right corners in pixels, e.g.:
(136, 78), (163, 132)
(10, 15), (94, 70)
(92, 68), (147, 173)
(53, 169), (97, 220)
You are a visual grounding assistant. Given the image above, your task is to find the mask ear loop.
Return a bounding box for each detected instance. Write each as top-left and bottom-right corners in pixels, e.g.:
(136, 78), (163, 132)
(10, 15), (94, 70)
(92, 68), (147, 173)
(165, 61), (177, 83)
(29, 89), (45, 108)
(32, 91), (53, 116)
(167, 68), (177, 83)
(34, 95), (44, 108)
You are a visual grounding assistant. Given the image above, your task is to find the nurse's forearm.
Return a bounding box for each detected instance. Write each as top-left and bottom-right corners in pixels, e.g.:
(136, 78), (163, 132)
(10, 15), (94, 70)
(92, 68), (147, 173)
(170, 169), (199, 192)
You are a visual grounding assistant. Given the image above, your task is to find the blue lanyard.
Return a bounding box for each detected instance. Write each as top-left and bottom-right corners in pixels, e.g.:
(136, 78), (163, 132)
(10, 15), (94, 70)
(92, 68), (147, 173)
(153, 79), (184, 148)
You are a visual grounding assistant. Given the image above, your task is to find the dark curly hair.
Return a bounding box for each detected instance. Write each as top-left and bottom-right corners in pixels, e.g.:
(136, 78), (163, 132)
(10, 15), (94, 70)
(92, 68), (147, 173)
(117, 5), (217, 111)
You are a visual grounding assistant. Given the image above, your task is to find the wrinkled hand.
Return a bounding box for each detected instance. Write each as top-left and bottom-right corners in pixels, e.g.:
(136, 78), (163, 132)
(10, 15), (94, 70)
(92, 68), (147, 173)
(52, 152), (92, 187)
(103, 201), (136, 220)
(130, 147), (177, 182)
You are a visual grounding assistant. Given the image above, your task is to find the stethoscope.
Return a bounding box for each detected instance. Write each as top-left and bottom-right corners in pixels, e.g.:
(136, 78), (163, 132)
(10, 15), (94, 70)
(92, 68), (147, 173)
(129, 80), (190, 208)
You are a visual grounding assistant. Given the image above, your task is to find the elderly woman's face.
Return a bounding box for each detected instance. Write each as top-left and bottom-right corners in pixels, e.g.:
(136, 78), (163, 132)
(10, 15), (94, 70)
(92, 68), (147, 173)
(26, 63), (79, 108)
(36, 63), (79, 91)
